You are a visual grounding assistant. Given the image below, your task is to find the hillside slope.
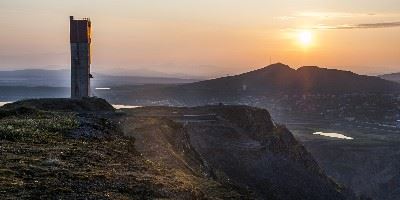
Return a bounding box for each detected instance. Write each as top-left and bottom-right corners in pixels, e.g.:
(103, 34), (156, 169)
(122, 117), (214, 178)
(379, 72), (400, 83)
(0, 98), (357, 199)
(98, 63), (400, 106)
(182, 63), (400, 95)
(123, 105), (356, 200)
(0, 98), (250, 199)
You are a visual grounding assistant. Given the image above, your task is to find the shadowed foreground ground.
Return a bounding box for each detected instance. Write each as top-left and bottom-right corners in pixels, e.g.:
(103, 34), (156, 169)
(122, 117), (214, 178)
(0, 98), (356, 199)
(0, 99), (248, 199)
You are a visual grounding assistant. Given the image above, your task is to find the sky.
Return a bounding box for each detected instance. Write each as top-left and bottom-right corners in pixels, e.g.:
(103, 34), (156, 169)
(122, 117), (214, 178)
(0, 0), (399, 78)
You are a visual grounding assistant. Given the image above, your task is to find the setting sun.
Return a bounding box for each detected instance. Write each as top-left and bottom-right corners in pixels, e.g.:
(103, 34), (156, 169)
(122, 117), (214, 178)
(298, 30), (313, 46)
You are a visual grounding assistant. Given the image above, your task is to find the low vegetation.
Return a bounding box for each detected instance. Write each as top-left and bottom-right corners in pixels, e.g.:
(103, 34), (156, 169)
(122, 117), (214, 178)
(0, 99), (248, 199)
(0, 108), (78, 142)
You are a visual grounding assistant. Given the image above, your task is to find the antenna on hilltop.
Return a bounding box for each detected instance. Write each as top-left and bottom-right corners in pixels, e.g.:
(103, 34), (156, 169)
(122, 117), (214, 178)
(267, 56), (272, 65)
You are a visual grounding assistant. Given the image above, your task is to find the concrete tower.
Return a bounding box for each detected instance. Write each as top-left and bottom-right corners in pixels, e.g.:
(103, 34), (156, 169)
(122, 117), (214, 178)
(70, 16), (92, 98)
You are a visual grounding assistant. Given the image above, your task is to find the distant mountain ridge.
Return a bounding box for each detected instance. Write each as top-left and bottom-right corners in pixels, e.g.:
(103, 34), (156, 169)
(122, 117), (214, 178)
(0, 69), (200, 87)
(91, 63), (400, 105)
(181, 63), (400, 94)
(1, 64), (399, 102)
(379, 72), (400, 83)
(0, 69), (68, 77)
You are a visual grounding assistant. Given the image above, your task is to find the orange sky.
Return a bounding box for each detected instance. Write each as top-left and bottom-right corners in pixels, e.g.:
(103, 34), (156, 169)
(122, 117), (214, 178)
(0, 0), (399, 77)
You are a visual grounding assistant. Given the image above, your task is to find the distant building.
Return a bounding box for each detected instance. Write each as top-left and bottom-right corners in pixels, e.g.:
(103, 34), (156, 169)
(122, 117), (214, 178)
(70, 16), (92, 98)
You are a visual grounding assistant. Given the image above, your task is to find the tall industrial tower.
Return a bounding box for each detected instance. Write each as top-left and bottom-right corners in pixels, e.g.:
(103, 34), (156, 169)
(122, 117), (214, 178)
(70, 16), (92, 98)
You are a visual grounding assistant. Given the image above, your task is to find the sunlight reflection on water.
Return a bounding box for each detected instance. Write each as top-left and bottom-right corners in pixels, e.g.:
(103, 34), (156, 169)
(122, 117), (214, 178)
(0, 102), (10, 107)
(1, 101), (140, 110)
(112, 104), (141, 109)
(313, 132), (354, 140)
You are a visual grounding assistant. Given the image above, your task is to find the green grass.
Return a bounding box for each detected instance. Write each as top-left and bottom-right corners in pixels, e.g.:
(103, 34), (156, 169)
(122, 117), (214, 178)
(0, 111), (78, 142)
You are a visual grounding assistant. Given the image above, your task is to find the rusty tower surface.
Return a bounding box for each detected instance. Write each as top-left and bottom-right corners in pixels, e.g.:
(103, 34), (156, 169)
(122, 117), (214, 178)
(70, 16), (92, 98)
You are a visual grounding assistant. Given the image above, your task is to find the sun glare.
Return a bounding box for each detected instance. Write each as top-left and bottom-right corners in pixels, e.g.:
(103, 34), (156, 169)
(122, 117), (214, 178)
(298, 30), (313, 47)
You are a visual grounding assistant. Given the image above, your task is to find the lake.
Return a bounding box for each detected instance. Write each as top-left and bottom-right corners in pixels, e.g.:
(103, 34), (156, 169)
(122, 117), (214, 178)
(0, 102), (11, 107)
(0, 101), (140, 110)
(313, 132), (354, 140)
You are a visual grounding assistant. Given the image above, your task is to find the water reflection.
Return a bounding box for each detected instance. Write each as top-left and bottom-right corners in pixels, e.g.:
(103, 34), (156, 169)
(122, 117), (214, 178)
(112, 104), (141, 109)
(313, 132), (354, 140)
(1, 101), (140, 110)
(0, 102), (10, 107)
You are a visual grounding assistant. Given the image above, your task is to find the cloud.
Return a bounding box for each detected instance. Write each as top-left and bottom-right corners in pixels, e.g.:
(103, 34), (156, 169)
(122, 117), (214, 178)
(277, 12), (378, 21)
(275, 16), (297, 21)
(298, 11), (366, 19)
(315, 21), (400, 29)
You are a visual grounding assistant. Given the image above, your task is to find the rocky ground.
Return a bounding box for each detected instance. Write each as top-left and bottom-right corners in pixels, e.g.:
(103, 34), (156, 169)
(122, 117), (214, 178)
(122, 105), (356, 200)
(0, 98), (357, 199)
(0, 98), (248, 199)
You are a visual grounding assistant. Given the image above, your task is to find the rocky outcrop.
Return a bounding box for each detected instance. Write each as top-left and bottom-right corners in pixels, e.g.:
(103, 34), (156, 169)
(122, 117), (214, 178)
(1, 97), (115, 112)
(124, 105), (356, 200)
(0, 99), (357, 199)
(0, 99), (250, 199)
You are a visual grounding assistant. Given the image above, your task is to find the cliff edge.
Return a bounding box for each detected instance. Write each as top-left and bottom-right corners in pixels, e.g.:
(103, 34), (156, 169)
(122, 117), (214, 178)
(0, 98), (356, 199)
